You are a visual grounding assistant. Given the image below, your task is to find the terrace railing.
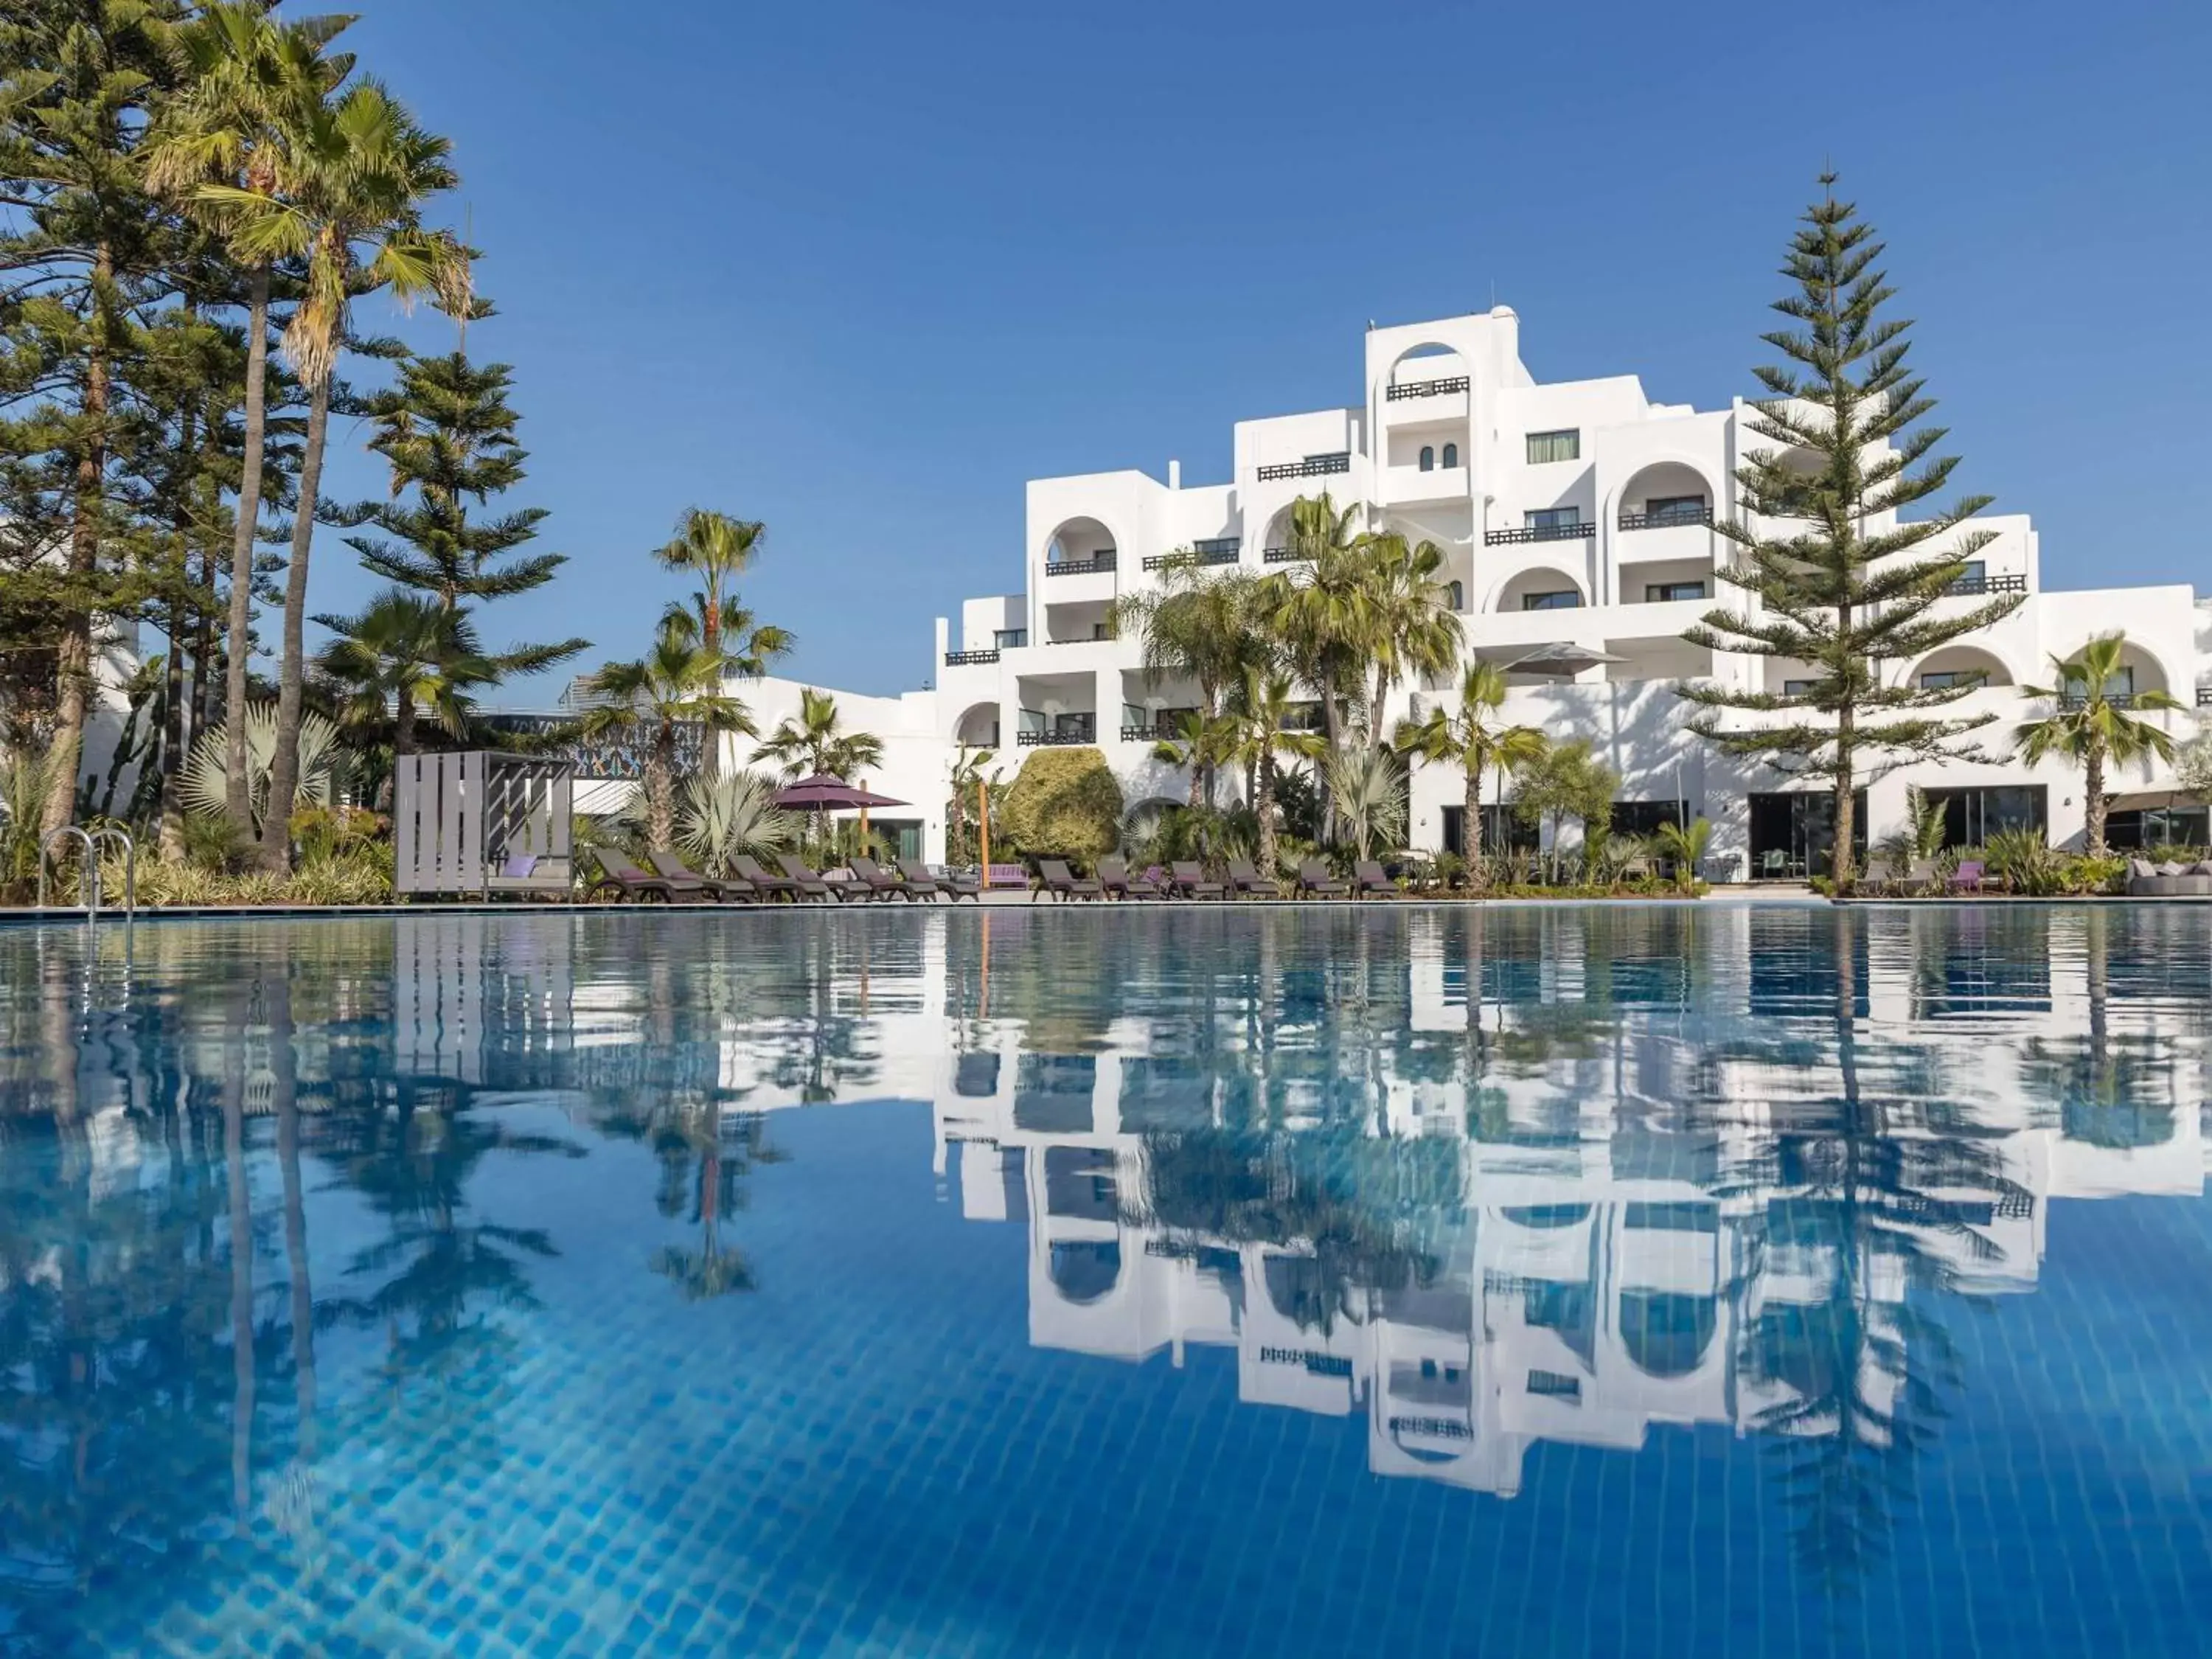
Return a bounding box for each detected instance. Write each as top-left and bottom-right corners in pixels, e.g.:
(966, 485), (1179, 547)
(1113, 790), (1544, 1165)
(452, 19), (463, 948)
(1046, 552), (1117, 577)
(1484, 521), (1596, 546)
(1618, 505), (1714, 531)
(1256, 451), (1352, 482)
(943, 648), (1001, 666)
(1944, 573), (2028, 597)
(1385, 375), (1470, 401)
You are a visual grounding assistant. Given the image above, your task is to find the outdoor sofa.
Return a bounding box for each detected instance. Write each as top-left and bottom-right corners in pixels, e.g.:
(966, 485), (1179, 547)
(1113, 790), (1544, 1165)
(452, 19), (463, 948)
(2127, 858), (2212, 897)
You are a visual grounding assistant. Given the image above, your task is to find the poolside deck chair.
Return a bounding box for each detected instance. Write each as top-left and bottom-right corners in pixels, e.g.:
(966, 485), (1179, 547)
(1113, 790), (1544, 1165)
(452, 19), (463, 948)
(648, 850), (757, 902)
(1168, 860), (1224, 900)
(1226, 859), (1276, 899)
(1948, 860), (1986, 894)
(849, 854), (925, 901)
(729, 853), (802, 901)
(1353, 860), (1399, 898)
(776, 853), (852, 902)
(585, 852), (684, 903)
(1905, 858), (1940, 897)
(1098, 856), (1164, 899)
(905, 858), (978, 901)
(1037, 858), (1103, 902)
(1297, 860), (1351, 899)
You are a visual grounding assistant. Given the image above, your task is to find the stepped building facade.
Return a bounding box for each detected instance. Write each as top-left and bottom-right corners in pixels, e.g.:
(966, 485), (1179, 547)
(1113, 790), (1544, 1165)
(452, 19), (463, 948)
(733, 307), (2211, 872)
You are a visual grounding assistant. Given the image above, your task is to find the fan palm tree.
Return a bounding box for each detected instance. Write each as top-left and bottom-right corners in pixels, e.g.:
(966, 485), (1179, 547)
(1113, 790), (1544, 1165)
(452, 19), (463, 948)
(2016, 634), (2183, 855)
(312, 589), (495, 764)
(1359, 530), (1464, 736)
(198, 78), (470, 870)
(654, 509), (769, 775)
(1326, 745), (1408, 860)
(147, 2), (357, 840)
(1392, 658), (1546, 887)
(752, 686), (884, 782)
(1224, 668), (1328, 878)
(580, 622), (758, 851)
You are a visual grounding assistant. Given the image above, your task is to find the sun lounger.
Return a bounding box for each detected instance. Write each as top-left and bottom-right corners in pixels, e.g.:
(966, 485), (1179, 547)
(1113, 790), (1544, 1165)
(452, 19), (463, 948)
(1948, 860), (1986, 894)
(586, 852), (684, 902)
(728, 853), (802, 901)
(1098, 857), (1164, 899)
(648, 849), (757, 902)
(776, 853), (855, 902)
(1037, 858), (1103, 901)
(1353, 860), (1398, 898)
(1297, 860), (1350, 899)
(905, 858), (978, 900)
(1169, 860), (1223, 900)
(849, 854), (927, 901)
(1226, 859), (1275, 899)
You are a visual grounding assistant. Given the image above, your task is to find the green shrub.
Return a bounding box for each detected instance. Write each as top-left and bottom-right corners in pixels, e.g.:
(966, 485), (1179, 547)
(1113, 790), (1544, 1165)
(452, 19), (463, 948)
(1001, 747), (1124, 863)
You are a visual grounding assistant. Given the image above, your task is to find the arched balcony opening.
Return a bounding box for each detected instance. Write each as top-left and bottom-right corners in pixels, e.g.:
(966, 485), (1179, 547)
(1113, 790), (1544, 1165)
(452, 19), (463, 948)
(1495, 568), (1587, 614)
(954, 700), (1001, 748)
(1910, 646), (2012, 694)
(1616, 462), (1717, 532)
(1043, 515), (1117, 574)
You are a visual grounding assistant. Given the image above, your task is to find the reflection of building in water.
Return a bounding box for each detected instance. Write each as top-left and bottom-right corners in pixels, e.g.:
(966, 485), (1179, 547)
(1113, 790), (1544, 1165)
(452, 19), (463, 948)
(925, 906), (2211, 1498)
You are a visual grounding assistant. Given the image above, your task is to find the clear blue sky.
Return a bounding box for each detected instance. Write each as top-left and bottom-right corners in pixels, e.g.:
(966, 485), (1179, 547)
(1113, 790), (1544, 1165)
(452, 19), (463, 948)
(317, 0), (2212, 700)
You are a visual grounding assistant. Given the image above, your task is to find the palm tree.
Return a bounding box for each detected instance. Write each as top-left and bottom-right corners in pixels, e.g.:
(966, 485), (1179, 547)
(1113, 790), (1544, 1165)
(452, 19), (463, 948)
(1262, 493), (1369, 757)
(147, 3), (356, 841)
(753, 686), (884, 782)
(199, 79), (470, 870)
(2016, 634), (2183, 855)
(672, 771), (800, 877)
(311, 589), (495, 765)
(1358, 530), (1464, 737)
(1392, 658), (1546, 888)
(658, 597), (793, 684)
(1224, 668), (1327, 879)
(1150, 709), (1239, 809)
(1111, 563), (1266, 801)
(1652, 816), (1714, 892)
(654, 509), (768, 776)
(580, 622), (758, 851)
(1326, 745), (1408, 861)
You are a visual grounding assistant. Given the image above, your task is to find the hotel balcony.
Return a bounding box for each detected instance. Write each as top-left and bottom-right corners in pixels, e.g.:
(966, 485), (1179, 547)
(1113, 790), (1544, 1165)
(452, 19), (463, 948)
(1615, 501), (1716, 567)
(1262, 546), (1307, 563)
(1143, 538), (1239, 572)
(1044, 551), (1117, 577)
(1484, 520), (1596, 548)
(1384, 373), (1470, 406)
(942, 647), (1001, 667)
(1944, 571), (2027, 598)
(1255, 451), (1352, 483)
(1385, 463), (1469, 508)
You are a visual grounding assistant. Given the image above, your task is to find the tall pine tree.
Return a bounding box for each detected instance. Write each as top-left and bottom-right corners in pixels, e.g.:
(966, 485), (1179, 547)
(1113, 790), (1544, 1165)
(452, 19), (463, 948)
(0, 0), (189, 833)
(344, 327), (588, 684)
(1677, 175), (2021, 890)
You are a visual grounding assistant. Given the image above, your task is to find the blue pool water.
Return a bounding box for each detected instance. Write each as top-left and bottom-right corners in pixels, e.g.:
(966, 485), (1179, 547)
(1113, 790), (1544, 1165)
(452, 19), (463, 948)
(1, 904), (2209, 1657)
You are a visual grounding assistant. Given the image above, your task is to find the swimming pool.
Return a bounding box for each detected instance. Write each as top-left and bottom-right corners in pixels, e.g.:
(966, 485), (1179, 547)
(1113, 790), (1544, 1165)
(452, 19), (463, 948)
(2, 905), (2208, 1656)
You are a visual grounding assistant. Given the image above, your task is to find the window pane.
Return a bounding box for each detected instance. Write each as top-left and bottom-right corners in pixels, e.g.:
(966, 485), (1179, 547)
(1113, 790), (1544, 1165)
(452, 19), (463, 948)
(1645, 582), (1705, 602)
(1528, 506), (1581, 529)
(1521, 590), (1582, 611)
(1526, 429), (1580, 465)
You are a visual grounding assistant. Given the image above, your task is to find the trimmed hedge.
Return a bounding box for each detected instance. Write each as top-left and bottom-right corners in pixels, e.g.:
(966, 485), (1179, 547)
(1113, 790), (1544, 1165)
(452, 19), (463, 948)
(1000, 746), (1124, 863)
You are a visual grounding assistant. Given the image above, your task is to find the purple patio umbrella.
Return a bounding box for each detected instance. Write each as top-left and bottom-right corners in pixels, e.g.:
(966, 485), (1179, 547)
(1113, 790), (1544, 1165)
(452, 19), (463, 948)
(772, 773), (907, 812)
(773, 774), (908, 852)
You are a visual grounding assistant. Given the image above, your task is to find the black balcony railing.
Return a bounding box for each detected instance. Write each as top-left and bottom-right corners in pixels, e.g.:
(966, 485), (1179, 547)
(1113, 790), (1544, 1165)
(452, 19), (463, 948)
(1262, 546), (1308, 563)
(1944, 573), (2028, 597)
(2198, 686), (2212, 708)
(1017, 722), (1096, 748)
(1484, 521), (1596, 546)
(2058, 692), (2140, 709)
(1144, 541), (1239, 571)
(1385, 375), (1470, 402)
(942, 648), (1000, 666)
(1046, 552), (1116, 576)
(1256, 451), (1352, 482)
(1618, 505), (1714, 532)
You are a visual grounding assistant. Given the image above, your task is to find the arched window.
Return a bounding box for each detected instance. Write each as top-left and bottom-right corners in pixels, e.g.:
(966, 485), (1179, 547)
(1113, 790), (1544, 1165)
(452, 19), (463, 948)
(1419, 445), (1435, 472)
(1446, 580), (1464, 612)
(1441, 442), (1458, 469)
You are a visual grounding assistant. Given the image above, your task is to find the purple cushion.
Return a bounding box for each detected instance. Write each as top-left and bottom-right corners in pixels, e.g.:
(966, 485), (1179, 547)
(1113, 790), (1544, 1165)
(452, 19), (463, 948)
(502, 854), (539, 879)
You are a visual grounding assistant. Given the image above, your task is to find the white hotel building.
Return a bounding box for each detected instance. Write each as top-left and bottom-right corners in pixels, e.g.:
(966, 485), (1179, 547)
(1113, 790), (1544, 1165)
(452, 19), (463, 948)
(739, 307), (2212, 874)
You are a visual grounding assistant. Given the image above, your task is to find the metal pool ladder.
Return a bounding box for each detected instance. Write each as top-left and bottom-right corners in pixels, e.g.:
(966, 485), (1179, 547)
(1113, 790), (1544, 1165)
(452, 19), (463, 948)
(38, 824), (136, 919)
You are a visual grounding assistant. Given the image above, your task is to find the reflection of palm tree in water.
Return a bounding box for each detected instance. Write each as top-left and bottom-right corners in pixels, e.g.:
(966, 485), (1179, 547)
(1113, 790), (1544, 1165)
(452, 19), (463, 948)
(645, 1100), (785, 1303)
(1731, 912), (2022, 1596)
(2027, 910), (2179, 1150)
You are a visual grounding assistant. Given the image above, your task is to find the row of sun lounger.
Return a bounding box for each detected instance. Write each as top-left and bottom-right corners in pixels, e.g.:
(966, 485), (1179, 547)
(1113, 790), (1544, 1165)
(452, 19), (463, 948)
(1034, 858), (1399, 901)
(588, 852), (981, 904)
